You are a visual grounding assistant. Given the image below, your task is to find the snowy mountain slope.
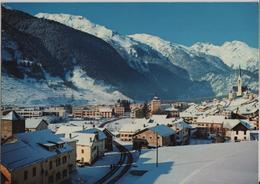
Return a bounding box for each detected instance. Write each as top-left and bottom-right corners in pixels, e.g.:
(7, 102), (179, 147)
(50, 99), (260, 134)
(2, 70), (130, 106)
(190, 41), (259, 72)
(2, 7), (215, 106)
(129, 34), (232, 80)
(35, 13), (189, 78)
(1, 8), (258, 106)
(129, 34), (258, 94)
(36, 12), (256, 96)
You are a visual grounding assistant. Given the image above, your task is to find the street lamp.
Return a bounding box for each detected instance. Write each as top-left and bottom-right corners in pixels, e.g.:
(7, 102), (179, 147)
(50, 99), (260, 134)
(156, 132), (158, 167)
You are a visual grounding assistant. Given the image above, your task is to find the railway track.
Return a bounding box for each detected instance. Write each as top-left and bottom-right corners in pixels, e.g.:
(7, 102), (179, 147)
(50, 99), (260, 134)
(95, 141), (133, 184)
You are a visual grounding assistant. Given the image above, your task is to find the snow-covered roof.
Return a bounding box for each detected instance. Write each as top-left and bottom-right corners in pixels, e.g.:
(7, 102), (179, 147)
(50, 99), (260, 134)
(150, 115), (168, 123)
(152, 96), (160, 100)
(25, 118), (48, 129)
(164, 106), (178, 112)
(7, 130), (72, 170)
(76, 128), (107, 140)
(238, 101), (258, 115)
(196, 115), (226, 124)
(149, 124), (175, 136)
(171, 118), (192, 129)
(179, 105), (204, 118)
(226, 97), (252, 111)
(223, 119), (239, 129)
(2, 111), (24, 120)
(71, 132), (96, 146)
(56, 125), (83, 137)
(120, 122), (149, 133)
(223, 119), (252, 130)
(1, 139), (43, 171)
(60, 137), (77, 143)
(120, 116), (180, 133)
(56, 125), (107, 142)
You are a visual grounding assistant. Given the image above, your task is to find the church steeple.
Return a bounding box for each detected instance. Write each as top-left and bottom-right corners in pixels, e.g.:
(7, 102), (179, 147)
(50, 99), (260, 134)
(237, 65), (242, 96)
(239, 65), (241, 78)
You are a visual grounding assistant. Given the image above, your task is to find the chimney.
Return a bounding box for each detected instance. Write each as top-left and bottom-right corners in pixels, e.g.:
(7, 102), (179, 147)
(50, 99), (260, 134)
(95, 131), (99, 140)
(82, 125), (85, 130)
(69, 133), (72, 139)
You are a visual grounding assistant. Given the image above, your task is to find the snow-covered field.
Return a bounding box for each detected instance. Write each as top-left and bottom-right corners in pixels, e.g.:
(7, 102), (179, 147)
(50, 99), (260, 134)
(120, 141), (258, 184)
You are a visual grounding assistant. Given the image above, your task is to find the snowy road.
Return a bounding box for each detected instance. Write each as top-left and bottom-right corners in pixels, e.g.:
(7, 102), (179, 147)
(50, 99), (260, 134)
(95, 141), (133, 184)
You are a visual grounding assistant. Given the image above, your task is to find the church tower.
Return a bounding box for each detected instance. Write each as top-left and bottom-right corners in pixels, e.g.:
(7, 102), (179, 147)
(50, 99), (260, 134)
(237, 66), (242, 96)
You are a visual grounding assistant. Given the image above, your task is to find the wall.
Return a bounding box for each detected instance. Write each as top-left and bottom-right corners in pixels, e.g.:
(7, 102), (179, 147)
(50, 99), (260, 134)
(1, 120), (12, 140)
(119, 131), (135, 141)
(134, 130), (175, 147)
(9, 152), (71, 184)
(229, 130), (250, 141)
(76, 144), (97, 165)
(1, 120), (25, 140)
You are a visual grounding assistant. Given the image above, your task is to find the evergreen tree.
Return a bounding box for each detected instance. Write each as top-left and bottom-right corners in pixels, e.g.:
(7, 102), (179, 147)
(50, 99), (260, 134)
(142, 101), (150, 119)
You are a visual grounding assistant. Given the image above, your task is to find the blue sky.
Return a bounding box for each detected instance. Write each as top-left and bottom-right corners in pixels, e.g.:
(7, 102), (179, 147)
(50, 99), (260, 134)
(5, 3), (258, 48)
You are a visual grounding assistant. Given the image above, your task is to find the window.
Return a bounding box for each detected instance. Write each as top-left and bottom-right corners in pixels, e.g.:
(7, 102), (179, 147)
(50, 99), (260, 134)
(33, 167), (36, 177)
(48, 175), (54, 183)
(234, 136), (238, 141)
(24, 171), (28, 180)
(244, 131), (247, 135)
(56, 158), (61, 167)
(49, 161), (53, 170)
(62, 156), (67, 164)
(244, 137), (246, 140)
(56, 172), (61, 181)
(81, 149), (84, 154)
(63, 169), (68, 178)
(236, 130), (239, 135)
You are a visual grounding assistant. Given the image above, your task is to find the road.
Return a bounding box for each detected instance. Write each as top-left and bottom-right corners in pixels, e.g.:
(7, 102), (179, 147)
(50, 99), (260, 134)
(94, 141), (133, 184)
(94, 117), (133, 184)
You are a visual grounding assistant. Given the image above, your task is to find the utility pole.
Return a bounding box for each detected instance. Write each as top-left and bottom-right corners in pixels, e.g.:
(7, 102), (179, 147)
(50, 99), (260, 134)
(156, 132), (158, 167)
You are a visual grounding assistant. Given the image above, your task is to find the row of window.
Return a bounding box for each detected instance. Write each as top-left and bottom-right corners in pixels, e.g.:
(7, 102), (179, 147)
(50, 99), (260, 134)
(48, 169), (68, 183)
(235, 130), (247, 135)
(121, 134), (133, 137)
(49, 156), (67, 170)
(24, 167), (36, 180)
(121, 139), (131, 141)
(24, 156), (68, 181)
(197, 123), (219, 127)
(137, 135), (160, 140)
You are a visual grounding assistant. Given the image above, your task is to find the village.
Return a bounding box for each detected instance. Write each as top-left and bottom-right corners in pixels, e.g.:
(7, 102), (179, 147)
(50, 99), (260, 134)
(1, 69), (259, 184)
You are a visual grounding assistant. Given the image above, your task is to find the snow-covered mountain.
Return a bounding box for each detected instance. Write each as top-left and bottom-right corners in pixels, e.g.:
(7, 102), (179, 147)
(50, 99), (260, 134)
(129, 34), (231, 80)
(1, 8), (258, 106)
(129, 34), (258, 95)
(190, 41), (258, 72)
(36, 13), (259, 96)
(36, 13), (188, 77)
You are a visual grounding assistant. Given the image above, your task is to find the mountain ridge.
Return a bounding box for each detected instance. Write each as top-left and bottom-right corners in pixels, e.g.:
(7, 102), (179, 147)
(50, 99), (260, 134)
(1, 8), (258, 106)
